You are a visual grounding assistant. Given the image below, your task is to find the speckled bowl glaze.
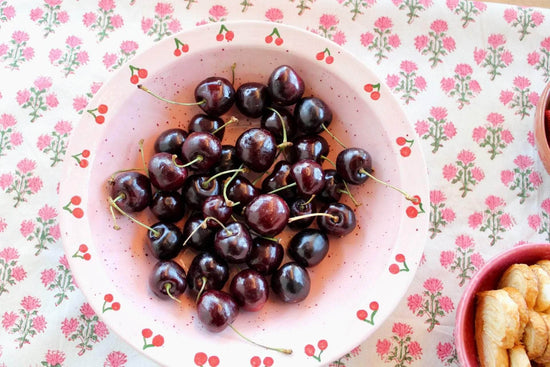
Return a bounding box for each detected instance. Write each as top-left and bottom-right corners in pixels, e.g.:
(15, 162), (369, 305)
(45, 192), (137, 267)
(535, 81), (550, 174)
(455, 243), (550, 367)
(59, 21), (429, 367)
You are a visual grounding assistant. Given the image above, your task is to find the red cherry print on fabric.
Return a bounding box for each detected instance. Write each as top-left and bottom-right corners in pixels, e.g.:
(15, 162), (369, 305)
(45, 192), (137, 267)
(315, 48), (334, 64)
(395, 135), (415, 157)
(363, 82), (381, 100)
(173, 38), (189, 56)
(129, 65), (148, 84)
(250, 356), (275, 367)
(405, 194), (425, 218)
(142, 328), (164, 349)
(102, 293), (121, 312)
(63, 195), (84, 218)
(356, 301), (380, 325)
(87, 103), (108, 124)
(72, 243), (91, 261)
(304, 339), (328, 361)
(194, 352), (220, 366)
(216, 24), (234, 42)
(72, 149), (91, 168)
(265, 27), (284, 46)
(389, 253), (410, 274)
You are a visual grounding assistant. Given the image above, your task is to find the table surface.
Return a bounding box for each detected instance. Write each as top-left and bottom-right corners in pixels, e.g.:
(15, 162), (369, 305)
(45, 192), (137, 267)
(1, 0), (550, 366)
(485, 0), (550, 8)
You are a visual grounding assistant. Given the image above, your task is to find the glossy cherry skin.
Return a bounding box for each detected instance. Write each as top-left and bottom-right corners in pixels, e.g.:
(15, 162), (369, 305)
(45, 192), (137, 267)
(261, 106), (296, 144)
(202, 195), (232, 229)
(181, 132), (222, 172)
(186, 252), (229, 294)
(194, 76), (235, 117)
(236, 82), (270, 118)
(149, 191), (186, 222)
(147, 222), (185, 260)
(288, 198), (315, 230)
(188, 114), (225, 141)
(225, 175), (259, 213)
(214, 222), (252, 263)
(261, 160), (296, 202)
(182, 214), (215, 251)
(197, 289), (239, 332)
(267, 65), (305, 106)
(246, 238), (284, 275)
(148, 152), (188, 191)
(291, 159), (325, 197)
(230, 269), (269, 312)
(154, 128), (187, 155)
(149, 260), (187, 300)
(181, 175), (220, 210)
(244, 194), (290, 237)
(212, 145), (240, 174)
(317, 202), (356, 237)
(235, 128), (277, 173)
(294, 97), (333, 134)
(318, 169), (344, 203)
(286, 135), (329, 164)
(110, 172), (152, 212)
(336, 147), (372, 185)
(288, 228), (329, 267)
(271, 262), (311, 303)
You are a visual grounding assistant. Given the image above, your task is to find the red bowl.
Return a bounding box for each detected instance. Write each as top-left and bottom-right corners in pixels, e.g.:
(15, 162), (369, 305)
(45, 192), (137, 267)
(534, 82), (550, 174)
(455, 243), (550, 366)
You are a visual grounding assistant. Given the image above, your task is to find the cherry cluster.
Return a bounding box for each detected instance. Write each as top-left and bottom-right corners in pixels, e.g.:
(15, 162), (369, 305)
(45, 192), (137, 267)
(108, 65), (382, 352)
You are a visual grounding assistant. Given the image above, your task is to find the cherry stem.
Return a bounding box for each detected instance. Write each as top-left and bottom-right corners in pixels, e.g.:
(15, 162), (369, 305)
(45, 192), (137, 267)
(195, 276), (208, 304)
(212, 116), (238, 135)
(164, 283), (181, 303)
(303, 194), (315, 206)
(231, 63), (237, 86)
(204, 167), (246, 187)
(172, 154), (203, 168)
(267, 182), (296, 195)
(222, 164), (244, 206)
(138, 139), (148, 176)
(321, 155), (336, 168)
(108, 196), (160, 236)
(182, 217), (228, 249)
(138, 84), (206, 106)
(228, 324), (293, 355)
(267, 107), (291, 149)
(321, 124), (347, 150)
(108, 167), (146, 183)
(359, 168), (415, 202)
(339, 180), (361, 207)
(288, 212), (339, 223)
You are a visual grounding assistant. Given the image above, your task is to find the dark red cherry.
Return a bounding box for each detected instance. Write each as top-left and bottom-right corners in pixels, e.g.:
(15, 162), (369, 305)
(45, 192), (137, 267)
(288, 198), (315, 230)
(271, 262), (311, 303)
(317, 202), (356, 237)
(149, 260), (187, 300)
(202, 195), (232, 229)
(182, 213), (215, 251)
(288, 228), (329, 267)
(294, 97), (332, 134)
(147, 222), (184, 260)
(261, 161), (296, 202)
(186, 252), (229, 294)
(235, 128), (277, 172)
(291, 159), (325, 197)
(154, 128), (187, 155)
(229, 268), (269, 312)
(148, 152), (188, 191)
(214, 222), (252, 263)
(286, 135), (329, 164)
(246, 238), (284, 275)
(194, 76), (235, 117)
(197, 289), (239, 332)
(110, 171), (152, 212)
(336, 147), (372, 185)
(212, 145), (240, 174)
(235, 82), (270, 118)
(181, 175), (220, 210)
(226, 175), (259, 213)
(188, 114), (225, 141)
(267, 65), (304, 106)
(318, 169), (344, 203)
(181, 132), (222, 172)
(149, 191), (186, 222)
(244, 194), (289, 237)
(261, 106), (296, 144)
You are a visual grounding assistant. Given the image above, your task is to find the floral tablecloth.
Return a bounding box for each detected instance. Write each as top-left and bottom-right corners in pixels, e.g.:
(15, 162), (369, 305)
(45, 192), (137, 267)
(1, 0), (550, 366)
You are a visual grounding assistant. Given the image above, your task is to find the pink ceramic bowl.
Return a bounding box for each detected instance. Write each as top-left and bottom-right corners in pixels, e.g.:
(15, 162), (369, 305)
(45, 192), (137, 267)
(455, 243), (550, 366)
(534, 81), (550, 174)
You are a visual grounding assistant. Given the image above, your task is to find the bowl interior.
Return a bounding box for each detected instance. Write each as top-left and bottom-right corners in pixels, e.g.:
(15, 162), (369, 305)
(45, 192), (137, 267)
(456, 244), (550, 367)
(60, 21), (429, 366)
(534, 82), (550, 174)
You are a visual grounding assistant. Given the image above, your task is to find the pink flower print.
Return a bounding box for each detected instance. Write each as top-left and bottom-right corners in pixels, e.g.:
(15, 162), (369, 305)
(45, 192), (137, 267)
(514, 155), (534, 170)
(66, 36), (81, 49)
(376, 338), (391, 358)
(76, 51), (89, 65)
(111, 14), (123, 28)
(441, 208), (455, 223)
(120, 40), (138, 54)
(265, 8), (283, 22)
(2, 311), (18, 329)
(408, 341), (423, 359)
(0, 218), (6, 232)
(485, 195), (505, 211)
(12, 31), (29, 44)
(37, 135), (52, 151)
(17, 159), (36, 174)
(320, 14), (338, 29)
(528, 51), (541, 66)
(103, 53), (117, 69)
(437, 342), (454, 362)
(455, 63), (472, 78)
(474, 47), (488, 64)
(470, 253), (484, 269)
(455, 234), (474, 249)
(500, 213), (514, 229)
(529, 214), (542, 231)
(332, 31), (346, 46)
(415, 35), (429, 51)
(44, 350), (66, 366)
(28, 176), (43, 194)
(442, 36), (456, 52)
(0, 113), (16, 129)
(442, 164), (457, 181)
(374, 16), (392, 30)
(386, 74), (400, 89)
(105, 351), (128, 367)
(61, 318), (78, 337)
(9, 131), (22, 146)
(21, 296), (41, 312)
(442, 123), (456, 138)
(41, 268), (57, 287)
(500, 90), (514, 105)
(54, 120), (72, 135)
(33, 315), (47, 333)
(209, 5), (227, 21)
(388, 34), (400, 48)
(440, 251), (455, 268)
(49, 49), (62, 63)
(501, 170), (514, 186)
(529, 91), (540, 106)
(440, 77), (455, 93)
(401, 60), (417, 73)
(360, 32), (374, 47)
(34, 76), (52, 91)
(141, 17), (153, 33)
(80, 303), (96, 319)
(392, 322), (413, 338)
(424, 278), (443, 293)
(156, 2), (174, 16)
(430, 190), (445, 205)
(0, 173), (13, 190)
(488, 34), (505, 48)
(0, 44), (7, 58)
(94, 321), (109, 339)
(83, 12), (97, 27)
(73, 96), (88, 112)
(532, 11), (544, 26)
(38, 205), (57, 221)
(431, 19), (447, 33)
(504, 8), (517, 23)
(542, 198), (550, 215)
(99, 0), (116, 11)
(514, 76), (530, 89)
(415, 119), (429, 136)
(49, 224), (61, 240)
(501, 50), (513, 65)
(407, 293), (423, 312)
(457, 150), (475, 165)
(471, 167), (484, 182)
(0, 247), (18, 262)
(46, 93), (58, 107)
(472, 126), (487, 143)
(58, 11), (69, 24)
(529, 171), (543, 187)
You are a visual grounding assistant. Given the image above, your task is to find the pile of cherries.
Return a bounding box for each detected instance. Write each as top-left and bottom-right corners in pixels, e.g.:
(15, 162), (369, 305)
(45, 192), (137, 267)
(108, 65), (378, 352)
